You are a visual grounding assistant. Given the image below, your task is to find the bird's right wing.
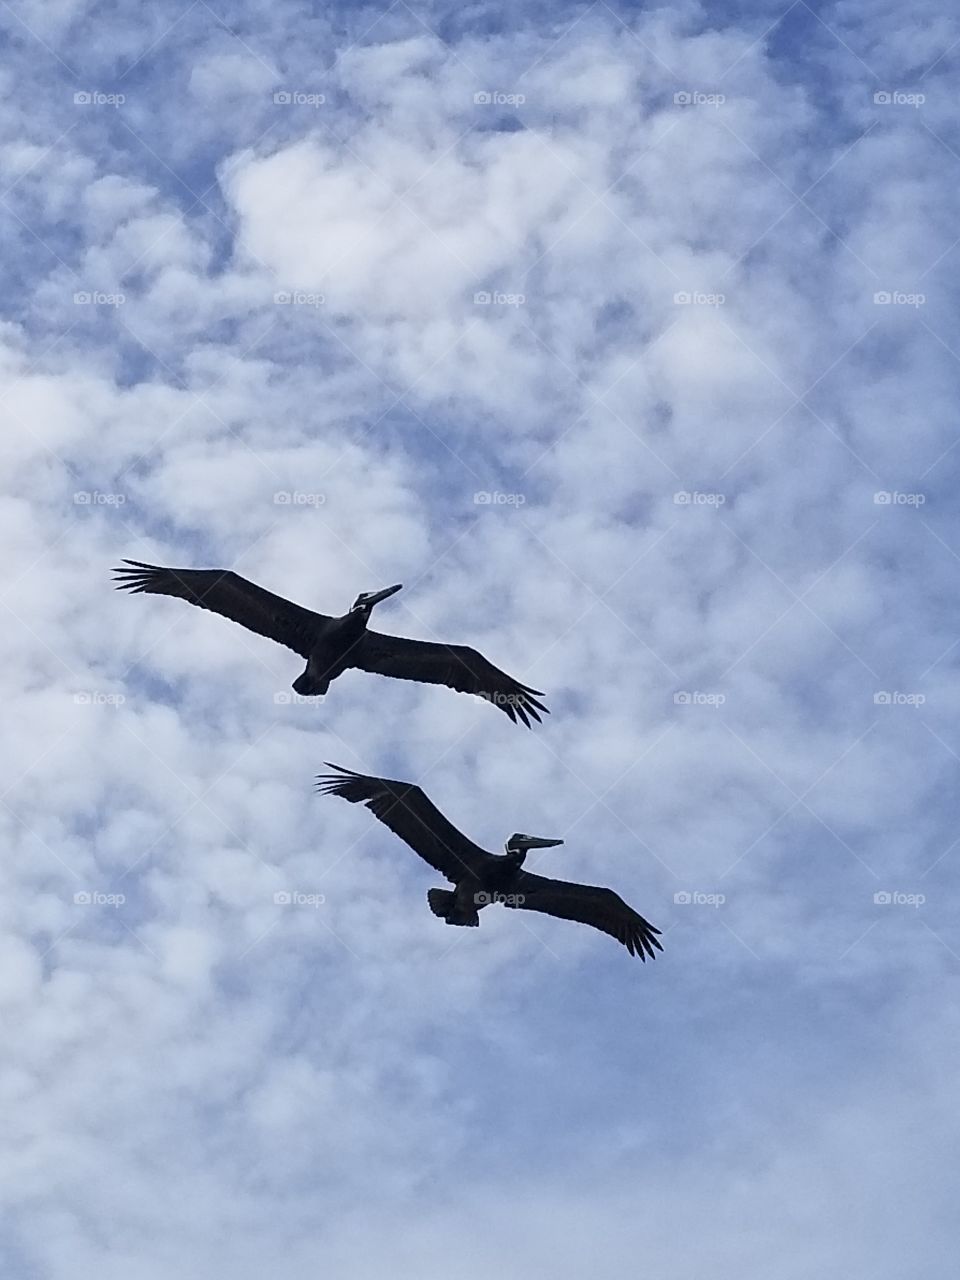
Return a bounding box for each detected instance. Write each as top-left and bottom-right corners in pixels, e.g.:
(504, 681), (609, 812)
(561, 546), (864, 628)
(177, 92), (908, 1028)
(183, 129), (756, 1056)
(509, 870), (663, 960)
(352, 631), (549, 727)
(113, 560), (327, 658)
(316, 765), (489, 882)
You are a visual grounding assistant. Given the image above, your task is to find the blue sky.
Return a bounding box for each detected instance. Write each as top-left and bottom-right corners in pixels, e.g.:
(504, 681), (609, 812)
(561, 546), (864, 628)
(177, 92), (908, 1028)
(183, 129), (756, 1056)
(2, 1), (959, 1276)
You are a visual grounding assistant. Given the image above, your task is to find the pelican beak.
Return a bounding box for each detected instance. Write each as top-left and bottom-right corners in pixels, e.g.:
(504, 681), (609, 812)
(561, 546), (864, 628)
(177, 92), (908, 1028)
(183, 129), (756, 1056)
(525, 836), (564, 849)
(365, 584), (403, 606)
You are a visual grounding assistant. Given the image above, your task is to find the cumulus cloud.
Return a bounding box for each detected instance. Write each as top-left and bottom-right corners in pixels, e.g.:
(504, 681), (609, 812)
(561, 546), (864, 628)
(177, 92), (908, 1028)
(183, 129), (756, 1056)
(2, 1), (959, 1276)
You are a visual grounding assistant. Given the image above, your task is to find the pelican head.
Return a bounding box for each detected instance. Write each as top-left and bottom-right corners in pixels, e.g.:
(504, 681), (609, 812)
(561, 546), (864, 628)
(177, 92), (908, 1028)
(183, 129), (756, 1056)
(504, 833), (564, 866)
(351, 584), (403, 613)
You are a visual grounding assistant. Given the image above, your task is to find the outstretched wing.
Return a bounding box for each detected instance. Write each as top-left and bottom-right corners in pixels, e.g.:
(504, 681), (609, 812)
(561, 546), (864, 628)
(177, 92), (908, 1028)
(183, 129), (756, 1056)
(352, 631), (549, 727)
(112, 560), (327, 658)
(316, 765), (489, 882)
(508, 870), (663, 961)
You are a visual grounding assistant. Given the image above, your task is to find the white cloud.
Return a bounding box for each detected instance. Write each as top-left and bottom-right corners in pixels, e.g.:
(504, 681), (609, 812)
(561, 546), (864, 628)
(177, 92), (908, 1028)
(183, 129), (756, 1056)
(2, 3), (959, 1276)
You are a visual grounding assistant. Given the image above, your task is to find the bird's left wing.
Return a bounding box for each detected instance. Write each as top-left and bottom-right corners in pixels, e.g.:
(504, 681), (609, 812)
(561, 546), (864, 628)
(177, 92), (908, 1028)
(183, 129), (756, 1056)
(351, 631), (549, 728)
(112, 560), (327, 658)
(316, 765), (489, 882)
(507, 870), (663, 960)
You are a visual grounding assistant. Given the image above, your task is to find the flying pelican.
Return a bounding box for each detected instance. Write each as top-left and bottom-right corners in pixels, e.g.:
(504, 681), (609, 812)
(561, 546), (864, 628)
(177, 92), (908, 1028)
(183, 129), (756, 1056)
(316, 765), (663, 960)
(112, 561), (548, 726)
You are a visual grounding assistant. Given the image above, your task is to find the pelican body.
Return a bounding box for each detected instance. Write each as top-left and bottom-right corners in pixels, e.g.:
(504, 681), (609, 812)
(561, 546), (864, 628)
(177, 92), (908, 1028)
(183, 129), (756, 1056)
(432, 832), (563, 925)
(317, 765), (663, 960)
(112, 562), (548, 725)
(291, 585), (402, 696)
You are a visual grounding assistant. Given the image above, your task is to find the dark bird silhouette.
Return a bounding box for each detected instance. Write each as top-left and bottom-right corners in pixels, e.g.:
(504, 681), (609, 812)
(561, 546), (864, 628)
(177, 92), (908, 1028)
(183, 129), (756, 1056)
(316, 765), (662, 960)
(112, 561), (548, 726)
